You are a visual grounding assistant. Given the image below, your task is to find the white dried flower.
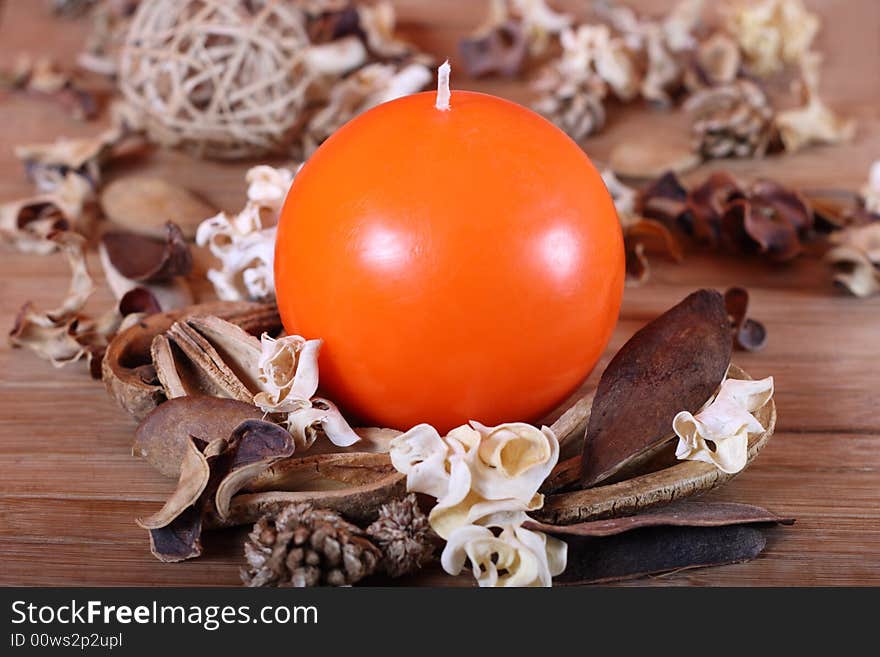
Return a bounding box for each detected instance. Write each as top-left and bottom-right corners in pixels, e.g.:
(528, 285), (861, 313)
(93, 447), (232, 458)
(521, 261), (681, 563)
(252, 333), (359, 450)
(509, 0), (573, 55)
(254, 334), (320, 414)
(727, 0), (819, 75)
(246, 165), (297, 212)
(674, 376), (774, 474)
(196, 165), (299, 302)
(775, 53), (855, 153)
(390, 421), (559, 539)
(864, 161), (880, 216)
(441, 518), (567, 587)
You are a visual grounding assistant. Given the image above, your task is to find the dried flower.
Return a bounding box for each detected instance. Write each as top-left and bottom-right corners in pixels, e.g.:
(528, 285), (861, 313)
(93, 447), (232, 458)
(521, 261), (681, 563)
(366, 494), (436, 578)
(775, 53), (855, 153)
(252, 333), (360, 450)
(459, 3), (529, 79)
(674, 376), (774, 474)
(390, 421), (564, 586)
(826, 223), (880, 298)
(441, 517), (567, 587)
(196, 165), (296, 302)
(301, 62), (432, 156)
(727, 0), (819, 76)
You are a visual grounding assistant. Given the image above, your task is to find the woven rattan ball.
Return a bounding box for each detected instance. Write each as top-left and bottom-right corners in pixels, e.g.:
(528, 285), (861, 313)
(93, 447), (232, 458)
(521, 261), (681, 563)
(118, 0), (311, 159)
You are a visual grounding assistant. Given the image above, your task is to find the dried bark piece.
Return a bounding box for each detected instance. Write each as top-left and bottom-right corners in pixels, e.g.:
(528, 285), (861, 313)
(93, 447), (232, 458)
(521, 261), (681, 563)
(459, 19), (528, 78)
(214, 420), (296, 520)
(539, 364), (775, 523)
(526, 500), (794, 537)
(556, 524), (768, 585)
(100, 176), (217, 240)
(156, 320), (256, 403)
(102, 301), (281, 420)
(580, 289), (731, 488)
(724, 287), (767, 352)
(133, 396), (264, 478)
(209, 452), (406, 528)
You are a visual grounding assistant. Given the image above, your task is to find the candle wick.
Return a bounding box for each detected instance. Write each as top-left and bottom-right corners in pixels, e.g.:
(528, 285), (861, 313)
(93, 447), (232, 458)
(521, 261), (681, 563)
(435, 60), (451, 111)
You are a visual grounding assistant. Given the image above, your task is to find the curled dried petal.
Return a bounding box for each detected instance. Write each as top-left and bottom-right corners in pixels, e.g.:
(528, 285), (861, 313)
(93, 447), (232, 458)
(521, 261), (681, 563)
(441, 520), (566, 587)
(254, 334), (321, 413)
(775, 53), (855, 152)
(674, 376), (774, 474)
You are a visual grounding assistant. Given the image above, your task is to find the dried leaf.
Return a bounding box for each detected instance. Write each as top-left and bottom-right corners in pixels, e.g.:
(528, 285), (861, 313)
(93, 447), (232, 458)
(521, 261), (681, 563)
(556, 524), (768, 585)
(581, 289), (731, 487)
(724, 286), (767, 351)
(133, 396), (264, 478)
(525, 500), (794, 537)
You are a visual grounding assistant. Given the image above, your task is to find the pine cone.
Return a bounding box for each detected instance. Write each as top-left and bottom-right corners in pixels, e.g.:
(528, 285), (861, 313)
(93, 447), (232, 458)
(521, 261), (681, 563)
(684, 80), (776, 159)
(532, 69), (607, 142)
(366, 494), (436, 578)
(241, 504), (380, 587)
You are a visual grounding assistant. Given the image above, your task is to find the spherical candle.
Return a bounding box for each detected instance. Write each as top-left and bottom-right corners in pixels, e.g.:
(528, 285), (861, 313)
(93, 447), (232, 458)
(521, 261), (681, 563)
(275, 65), (624, 432)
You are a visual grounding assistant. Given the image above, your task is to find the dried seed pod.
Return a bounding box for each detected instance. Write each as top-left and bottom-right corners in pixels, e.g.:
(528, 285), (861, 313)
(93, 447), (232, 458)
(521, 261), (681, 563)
(134, 396), (263, 478)
(366, 494), (436, 577)
(724, 287), (768, 352)
(100, 176), (216, 240)
(102, 301), (282, 420)
(685, 80), (776, 160)
(540, 364), (776, 523)
(580, 289), (731, 488)
(242, 503), (381, 587)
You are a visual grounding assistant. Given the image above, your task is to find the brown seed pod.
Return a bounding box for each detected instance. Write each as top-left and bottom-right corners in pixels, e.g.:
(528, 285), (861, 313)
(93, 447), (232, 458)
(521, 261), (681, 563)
(580, 289), (732, 488)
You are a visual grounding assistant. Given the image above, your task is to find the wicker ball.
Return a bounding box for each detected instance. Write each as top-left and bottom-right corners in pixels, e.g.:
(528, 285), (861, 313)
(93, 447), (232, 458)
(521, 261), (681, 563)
(118, 0), (311, 160)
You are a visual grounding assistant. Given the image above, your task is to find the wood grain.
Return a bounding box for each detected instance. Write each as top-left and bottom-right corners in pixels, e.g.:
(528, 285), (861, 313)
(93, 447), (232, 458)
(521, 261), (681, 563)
(1, 0), (878, 586)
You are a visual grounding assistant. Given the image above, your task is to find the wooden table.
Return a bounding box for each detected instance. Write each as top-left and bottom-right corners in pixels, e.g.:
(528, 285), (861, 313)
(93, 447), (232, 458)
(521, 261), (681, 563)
(1, 0), (878, 586)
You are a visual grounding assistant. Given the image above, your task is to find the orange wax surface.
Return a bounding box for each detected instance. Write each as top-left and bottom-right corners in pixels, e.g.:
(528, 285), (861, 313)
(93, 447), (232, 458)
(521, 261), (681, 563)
(275, 88), (624, 432)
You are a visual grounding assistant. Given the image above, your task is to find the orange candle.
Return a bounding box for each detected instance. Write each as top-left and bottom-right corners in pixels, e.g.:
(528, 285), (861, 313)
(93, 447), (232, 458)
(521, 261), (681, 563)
(275, 63), (624, 432)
